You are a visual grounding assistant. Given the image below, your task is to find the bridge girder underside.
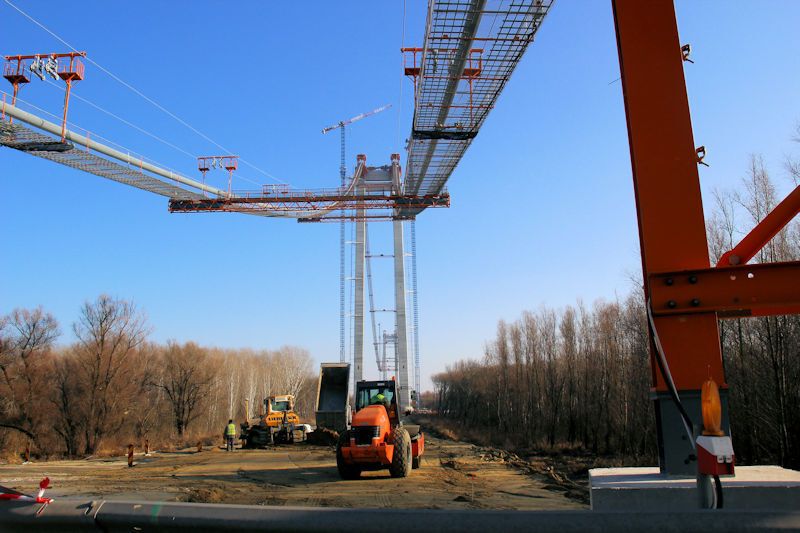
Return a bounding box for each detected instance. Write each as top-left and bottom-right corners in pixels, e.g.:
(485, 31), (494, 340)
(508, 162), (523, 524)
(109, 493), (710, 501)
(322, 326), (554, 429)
(401, 0), (552, 217)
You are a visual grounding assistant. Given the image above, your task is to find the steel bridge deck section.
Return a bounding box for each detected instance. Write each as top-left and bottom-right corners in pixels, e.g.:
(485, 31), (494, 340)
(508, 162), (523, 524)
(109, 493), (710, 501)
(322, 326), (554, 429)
(402, 0), (552, 217)
(0, 121), (203, 200)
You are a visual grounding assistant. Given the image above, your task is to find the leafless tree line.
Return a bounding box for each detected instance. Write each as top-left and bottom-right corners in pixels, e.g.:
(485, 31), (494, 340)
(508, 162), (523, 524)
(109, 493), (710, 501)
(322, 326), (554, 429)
(707, 149), (800, 468)
(434, 296), (654, 459)
(0, 295), (316, 458)
(435, 145), (800, 468)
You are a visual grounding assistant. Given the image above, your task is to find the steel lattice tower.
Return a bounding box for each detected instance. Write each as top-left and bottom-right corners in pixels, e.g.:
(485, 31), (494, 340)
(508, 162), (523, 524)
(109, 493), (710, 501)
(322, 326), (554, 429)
(339, 125), (346, 362)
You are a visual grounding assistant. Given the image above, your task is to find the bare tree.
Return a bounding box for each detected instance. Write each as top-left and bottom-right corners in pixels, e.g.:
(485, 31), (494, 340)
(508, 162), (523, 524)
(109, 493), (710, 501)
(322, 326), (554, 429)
(433, 143), (799, 468)
(129, 343), (162, 441)
(51, 355), (83, 456)
(272, 346), (314, 400)
(158, 342), (213, 436)
(0, 308), (60, 444)
(72, 295), (149, 454)
(223, 352), (242, 420)
(433, 299), (654, 457)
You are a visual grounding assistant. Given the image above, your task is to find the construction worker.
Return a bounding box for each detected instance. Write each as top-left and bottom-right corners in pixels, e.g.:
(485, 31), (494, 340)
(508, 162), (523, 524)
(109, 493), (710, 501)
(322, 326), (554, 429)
(370, 392), (388, 407)
(225, 419), (236, 451)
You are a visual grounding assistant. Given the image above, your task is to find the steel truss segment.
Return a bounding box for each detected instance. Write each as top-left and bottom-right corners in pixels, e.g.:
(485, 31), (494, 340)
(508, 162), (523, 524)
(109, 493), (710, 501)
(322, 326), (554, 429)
(649, 261), (800, 318)
(172, 191), (450, 205)
(298, 215), (415, 223)
(170, 155), (447, 218)
(401, 0), (553, 218)
(167, 194), (449, 214)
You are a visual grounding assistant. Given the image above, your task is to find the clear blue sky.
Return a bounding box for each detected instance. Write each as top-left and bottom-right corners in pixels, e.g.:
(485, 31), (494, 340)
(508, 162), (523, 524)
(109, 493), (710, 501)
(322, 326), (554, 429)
(1, 1), (799, 391)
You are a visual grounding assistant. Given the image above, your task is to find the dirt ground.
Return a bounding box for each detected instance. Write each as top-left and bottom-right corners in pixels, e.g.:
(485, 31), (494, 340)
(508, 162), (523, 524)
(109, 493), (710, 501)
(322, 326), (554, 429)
(0, 434), (587, 510)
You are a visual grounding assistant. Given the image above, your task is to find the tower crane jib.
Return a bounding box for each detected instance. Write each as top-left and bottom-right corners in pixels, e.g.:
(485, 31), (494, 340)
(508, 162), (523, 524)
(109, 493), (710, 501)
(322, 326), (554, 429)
(321, 104), (392, 134)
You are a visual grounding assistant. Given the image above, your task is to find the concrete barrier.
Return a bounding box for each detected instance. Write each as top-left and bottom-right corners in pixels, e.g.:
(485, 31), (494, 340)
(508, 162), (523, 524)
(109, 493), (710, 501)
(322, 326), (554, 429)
(1, 499), (800, 532)
(590, 466), (800, 511)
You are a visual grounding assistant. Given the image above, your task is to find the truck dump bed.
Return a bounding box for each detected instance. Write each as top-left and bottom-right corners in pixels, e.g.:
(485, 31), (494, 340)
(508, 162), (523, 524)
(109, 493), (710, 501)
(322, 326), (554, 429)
(315, 363), (350, 432)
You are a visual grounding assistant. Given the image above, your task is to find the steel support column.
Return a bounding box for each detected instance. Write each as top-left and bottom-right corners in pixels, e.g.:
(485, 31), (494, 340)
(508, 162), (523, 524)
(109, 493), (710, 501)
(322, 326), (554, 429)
(613, 0), (726, 474)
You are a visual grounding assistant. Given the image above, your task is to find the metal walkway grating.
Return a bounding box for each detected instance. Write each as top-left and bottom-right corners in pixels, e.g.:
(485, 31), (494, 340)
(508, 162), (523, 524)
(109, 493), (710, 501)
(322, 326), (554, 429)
(402, 0), (552, 216)
(0, 121), (204, 200)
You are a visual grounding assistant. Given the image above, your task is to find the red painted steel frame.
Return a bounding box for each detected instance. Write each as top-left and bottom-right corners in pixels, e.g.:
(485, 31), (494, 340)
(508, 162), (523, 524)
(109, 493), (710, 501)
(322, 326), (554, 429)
(613, 0), (725, 391)
(650, 261), (800, 318)
(5, 52), (89, 142)
(717, 184), (800, 267)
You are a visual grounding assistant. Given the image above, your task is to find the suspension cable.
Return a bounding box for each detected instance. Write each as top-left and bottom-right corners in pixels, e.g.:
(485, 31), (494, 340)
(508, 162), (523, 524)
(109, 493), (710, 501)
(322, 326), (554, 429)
(4, 0), (288, 185)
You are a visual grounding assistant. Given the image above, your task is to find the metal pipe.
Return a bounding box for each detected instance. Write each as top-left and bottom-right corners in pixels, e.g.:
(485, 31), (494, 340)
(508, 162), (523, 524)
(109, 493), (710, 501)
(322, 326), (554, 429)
(1, 102), (228, 197)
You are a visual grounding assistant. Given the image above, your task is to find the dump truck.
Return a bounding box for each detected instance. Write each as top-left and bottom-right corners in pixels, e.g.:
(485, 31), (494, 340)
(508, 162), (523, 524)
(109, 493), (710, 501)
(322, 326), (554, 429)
(241, 394), (301, 447)
(336, 379), (424, 479)
(315, 363), (351, 433)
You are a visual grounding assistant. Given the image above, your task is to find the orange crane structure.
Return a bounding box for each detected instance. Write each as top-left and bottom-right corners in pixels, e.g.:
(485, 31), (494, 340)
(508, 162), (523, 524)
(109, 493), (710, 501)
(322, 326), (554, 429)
(2, 0), (799, 482)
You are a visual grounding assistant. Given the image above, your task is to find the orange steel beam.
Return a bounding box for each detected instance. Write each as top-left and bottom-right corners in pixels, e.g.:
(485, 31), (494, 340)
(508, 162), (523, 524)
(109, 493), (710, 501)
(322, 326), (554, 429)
(613, 0), (725, 393)
(4, 52), (86, 61)
(717, 184), (800, 266)
(650, 261), (800, 318)
(61, 78), (73, 142)
(58, 54), (85, 142)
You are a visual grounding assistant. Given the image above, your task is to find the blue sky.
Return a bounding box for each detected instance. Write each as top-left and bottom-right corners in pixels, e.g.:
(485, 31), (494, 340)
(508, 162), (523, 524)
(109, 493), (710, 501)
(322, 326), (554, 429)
(1, 1), (799, 391)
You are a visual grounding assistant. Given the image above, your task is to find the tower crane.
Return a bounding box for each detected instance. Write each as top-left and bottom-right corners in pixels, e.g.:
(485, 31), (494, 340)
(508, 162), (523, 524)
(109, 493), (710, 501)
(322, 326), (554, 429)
(321, 104), (392, 136)
(322, 104), (391, 364)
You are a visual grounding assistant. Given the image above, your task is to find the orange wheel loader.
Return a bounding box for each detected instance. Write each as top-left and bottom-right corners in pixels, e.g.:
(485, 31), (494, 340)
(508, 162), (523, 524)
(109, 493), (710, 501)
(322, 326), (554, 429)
(336, 379), (424, 479)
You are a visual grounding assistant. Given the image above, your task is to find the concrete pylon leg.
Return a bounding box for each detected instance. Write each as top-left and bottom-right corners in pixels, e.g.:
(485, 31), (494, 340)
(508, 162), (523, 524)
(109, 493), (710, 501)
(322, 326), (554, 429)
(393, 219), (411, 413)
(354, 216), (365, 387)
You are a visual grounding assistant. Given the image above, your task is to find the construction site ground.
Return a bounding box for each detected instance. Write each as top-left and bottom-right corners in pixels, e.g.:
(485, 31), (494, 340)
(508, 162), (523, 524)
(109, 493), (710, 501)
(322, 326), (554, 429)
(0, 433), (587, 510)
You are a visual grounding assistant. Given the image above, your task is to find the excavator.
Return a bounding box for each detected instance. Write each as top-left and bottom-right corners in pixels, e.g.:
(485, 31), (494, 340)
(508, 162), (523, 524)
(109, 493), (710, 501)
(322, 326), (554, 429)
(241, 394), (300, 447)
(336, 379), (424, 479)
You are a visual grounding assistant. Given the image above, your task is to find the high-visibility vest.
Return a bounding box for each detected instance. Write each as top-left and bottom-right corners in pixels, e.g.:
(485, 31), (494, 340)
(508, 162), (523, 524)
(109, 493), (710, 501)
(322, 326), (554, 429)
(226, 423), (236, 437)
(371, 393), (385, 405)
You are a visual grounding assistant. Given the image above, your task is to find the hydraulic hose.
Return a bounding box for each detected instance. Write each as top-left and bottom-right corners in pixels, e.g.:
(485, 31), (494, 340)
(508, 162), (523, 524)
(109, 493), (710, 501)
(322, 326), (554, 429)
(714, 475), (724, 509)
(646, 299), (695, 449)
(647, 300), (726, 509)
